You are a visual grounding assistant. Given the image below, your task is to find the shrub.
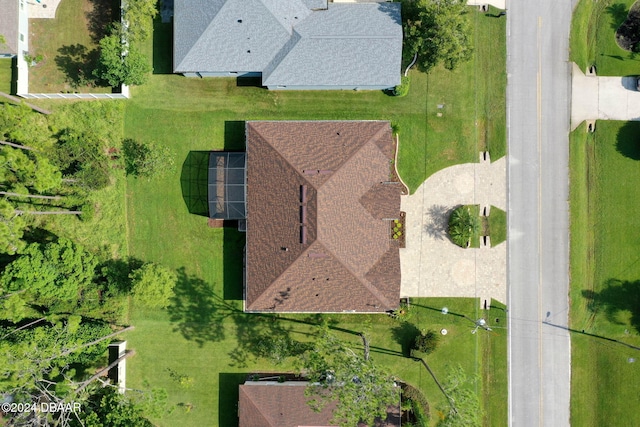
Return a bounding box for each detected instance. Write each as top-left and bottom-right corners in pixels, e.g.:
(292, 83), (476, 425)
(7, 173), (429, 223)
(122, 139), (175, 179)
(448, 205), (480, 248)
(413, 329), (440, 355)
(402, 383), (430, 425)
(393, 76), (410, 97)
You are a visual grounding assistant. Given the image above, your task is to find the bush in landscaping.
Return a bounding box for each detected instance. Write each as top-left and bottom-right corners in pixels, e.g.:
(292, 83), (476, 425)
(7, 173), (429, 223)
(402, 383), (430, 426)
(413, 329), (440, 355)
(448, 205), (479, 248)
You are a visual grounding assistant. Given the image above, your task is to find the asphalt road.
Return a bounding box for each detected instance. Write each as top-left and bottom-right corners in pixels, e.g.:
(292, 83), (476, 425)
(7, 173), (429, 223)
(506, 1), (574, 425)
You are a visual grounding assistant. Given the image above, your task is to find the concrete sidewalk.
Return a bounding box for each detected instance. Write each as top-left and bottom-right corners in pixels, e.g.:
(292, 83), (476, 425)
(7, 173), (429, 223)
(399, 155), (506, 306)
(571, 62), (640, 129)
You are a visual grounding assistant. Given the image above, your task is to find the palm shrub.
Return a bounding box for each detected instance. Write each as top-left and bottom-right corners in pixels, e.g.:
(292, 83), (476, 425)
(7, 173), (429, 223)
(448, 205), (480, 247)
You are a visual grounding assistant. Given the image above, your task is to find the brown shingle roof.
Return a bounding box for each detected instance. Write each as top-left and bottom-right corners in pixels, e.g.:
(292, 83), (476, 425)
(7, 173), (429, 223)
(238, 382), (401, 427)
(245, 121), (401, 312)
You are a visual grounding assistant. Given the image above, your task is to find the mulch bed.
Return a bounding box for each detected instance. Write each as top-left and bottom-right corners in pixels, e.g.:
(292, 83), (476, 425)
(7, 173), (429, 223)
(616, 1), (640, 52)
(391, 211), (406, 249)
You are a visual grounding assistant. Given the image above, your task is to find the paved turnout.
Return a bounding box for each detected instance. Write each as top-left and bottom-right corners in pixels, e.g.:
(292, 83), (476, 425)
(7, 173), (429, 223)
(507, 1), (574, 426)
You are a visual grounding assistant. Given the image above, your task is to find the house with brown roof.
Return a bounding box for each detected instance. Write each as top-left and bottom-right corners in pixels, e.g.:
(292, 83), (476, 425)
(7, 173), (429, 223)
(243, 121), (403, 312)
(238, 380), (401, 427)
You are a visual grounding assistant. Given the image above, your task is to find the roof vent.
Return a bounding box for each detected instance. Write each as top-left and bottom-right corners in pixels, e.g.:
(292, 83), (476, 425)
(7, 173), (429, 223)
(237, 19), (243, 23)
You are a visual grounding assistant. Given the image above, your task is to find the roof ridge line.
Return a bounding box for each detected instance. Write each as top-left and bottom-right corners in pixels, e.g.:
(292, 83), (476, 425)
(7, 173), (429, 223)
(178, 0), (229, 70)
(316, 121), (388, 190)
(248, 123), (316, 189)
(313, 241), (393, 310)
(240, 386), (277, 427)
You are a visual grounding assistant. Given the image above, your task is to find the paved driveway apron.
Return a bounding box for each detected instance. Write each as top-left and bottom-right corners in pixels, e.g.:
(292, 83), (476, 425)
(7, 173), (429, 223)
(571, 63), (640, 128)
(400, 156), (506, 305)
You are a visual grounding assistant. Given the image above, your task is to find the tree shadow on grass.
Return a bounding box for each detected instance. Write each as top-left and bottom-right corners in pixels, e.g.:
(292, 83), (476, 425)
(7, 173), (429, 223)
(168, 267), (241, 346)
(55, 44), (100, 89)
(86, 0), (119, 43)
(616, 121), (640, 160)
(228, 313), (313, 368)
(582, 278), (640, 332)
(606, 3), (630, 31)
(218, 373), (247, 427)
(180, 151), (210, 216)
(391, 321), (420, 357)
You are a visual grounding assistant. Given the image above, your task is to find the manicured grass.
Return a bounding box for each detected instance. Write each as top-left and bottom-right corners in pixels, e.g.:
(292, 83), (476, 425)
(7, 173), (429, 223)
(28, 0), (113, 93)
(482, 300), (508, 427)
(570, 0), (640, 75)
(120, 7), (508, 427)
(488, 206), (506, 247)
(569, 121), (640, 426)
(125, 298), (502, 427)
(0, 58), (14, 94)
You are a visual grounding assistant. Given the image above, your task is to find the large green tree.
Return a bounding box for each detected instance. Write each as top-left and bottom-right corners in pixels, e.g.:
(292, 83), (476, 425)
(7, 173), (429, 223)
(0, 146), (62, 193)
(0, 199), (26, 254)
(0, 238), (98, 320)
(302, 329), (399, 427)
(94, 34), (150, 87)
(402, 0), (474, 72)
(123, 0), (158, 43)
(129, 262), (177, 309)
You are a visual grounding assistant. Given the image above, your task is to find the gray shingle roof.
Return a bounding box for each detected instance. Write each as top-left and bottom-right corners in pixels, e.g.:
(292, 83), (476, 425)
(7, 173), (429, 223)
(173, 0), (402, 87)
(174, 0), (296, 73)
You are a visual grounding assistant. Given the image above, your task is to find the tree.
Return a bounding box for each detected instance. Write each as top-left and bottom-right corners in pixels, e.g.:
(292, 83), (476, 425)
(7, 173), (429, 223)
(122, 139), (175, 179)
(302, 328), (399, 427)
(0, 146), (62, 193)
(72, 387), (154, 427)
(123, 0), (158, 43)
(94, 34), (150, 87)
(0, 199), (27, 254)
(413, 329), (440, 355)
(0, 238), (98, 320)
(402, 0), (474, 72)
(130, 263), (177, 309)
(448, 205), (479, 248)
(437, 365), (481, 427)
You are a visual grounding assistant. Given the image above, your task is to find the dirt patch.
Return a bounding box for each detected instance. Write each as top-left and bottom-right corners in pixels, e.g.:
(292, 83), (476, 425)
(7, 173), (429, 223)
(615, 1), (640, 52)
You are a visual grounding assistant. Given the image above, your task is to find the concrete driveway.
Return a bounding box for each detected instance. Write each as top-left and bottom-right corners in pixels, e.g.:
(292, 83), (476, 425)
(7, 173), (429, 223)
(399, 155), (506, 306)
(572, 62), (640, 129)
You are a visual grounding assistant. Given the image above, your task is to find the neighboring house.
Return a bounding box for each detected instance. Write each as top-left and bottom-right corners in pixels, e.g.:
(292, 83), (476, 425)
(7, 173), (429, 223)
(238, 380), (401, 427)
(0, 0), (19, 57)
(173, 0), (402, 90)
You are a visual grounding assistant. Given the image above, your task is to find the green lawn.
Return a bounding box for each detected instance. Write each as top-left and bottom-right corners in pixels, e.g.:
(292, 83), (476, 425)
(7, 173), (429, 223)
(0, 57), (14, 94)
(569, 121), (640, 426)
(118, 7), (508, 427)
(570, 0), (640, 75)
(488, 206), (506, 247)
(28, 0), (113, 93)
(125, 298), (505, 427)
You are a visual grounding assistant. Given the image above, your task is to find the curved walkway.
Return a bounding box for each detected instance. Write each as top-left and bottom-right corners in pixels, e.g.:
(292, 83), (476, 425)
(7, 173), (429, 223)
(400, 155), (506, 305)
